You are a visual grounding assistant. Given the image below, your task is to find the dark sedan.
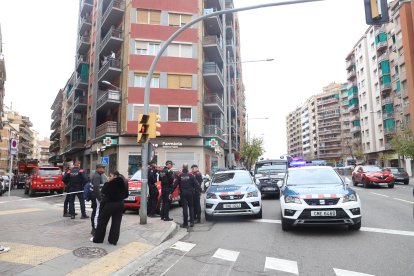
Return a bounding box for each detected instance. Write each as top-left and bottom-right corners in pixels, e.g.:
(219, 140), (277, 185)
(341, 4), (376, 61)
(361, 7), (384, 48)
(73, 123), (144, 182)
(383, 167), (409, 185)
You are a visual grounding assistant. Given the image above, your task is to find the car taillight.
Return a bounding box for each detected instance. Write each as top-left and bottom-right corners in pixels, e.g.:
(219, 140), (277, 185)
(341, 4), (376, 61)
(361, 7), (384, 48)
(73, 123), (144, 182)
(404, 172), (409, 177)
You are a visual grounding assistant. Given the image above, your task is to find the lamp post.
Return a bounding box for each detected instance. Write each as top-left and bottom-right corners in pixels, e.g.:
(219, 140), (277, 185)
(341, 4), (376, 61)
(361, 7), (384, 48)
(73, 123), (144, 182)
(101, 80), (120, 90)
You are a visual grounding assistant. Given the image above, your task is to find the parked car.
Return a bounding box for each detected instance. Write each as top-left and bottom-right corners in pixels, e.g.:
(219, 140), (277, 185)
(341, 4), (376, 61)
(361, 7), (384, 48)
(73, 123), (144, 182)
(279, 166), (361, 231)
(24, 166), (65, 197)
(204, 169), (262, 220)
(0, 176), (11, 195)
(352, 165), (395, 188)
(383, 167), (409, 185)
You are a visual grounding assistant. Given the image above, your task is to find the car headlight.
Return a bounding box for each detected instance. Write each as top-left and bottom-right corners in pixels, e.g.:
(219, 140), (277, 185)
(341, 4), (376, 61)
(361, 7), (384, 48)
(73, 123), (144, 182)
(284, 196), (301, 204)
(247, 191), (258, 198)
(255, 179), (260, 185)
(343, 193), (357, 203)
(206, 193), (217, 199)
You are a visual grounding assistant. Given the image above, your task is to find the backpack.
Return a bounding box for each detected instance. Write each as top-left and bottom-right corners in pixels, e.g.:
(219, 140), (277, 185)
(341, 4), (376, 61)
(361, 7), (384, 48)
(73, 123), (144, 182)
(83, 182), (92, 201)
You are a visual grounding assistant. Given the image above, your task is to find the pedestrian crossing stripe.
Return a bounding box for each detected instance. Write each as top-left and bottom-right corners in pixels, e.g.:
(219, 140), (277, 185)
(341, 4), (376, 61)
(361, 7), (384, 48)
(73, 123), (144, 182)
(265, 257), (298, 275)
(212, 248), (239, 262)
(170, 241), (196, 252)
(334, 268), (375, 276)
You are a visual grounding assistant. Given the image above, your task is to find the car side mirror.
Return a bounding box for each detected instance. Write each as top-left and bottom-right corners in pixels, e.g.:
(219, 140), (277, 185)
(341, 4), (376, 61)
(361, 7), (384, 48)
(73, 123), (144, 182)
(277, 180), (283, 188)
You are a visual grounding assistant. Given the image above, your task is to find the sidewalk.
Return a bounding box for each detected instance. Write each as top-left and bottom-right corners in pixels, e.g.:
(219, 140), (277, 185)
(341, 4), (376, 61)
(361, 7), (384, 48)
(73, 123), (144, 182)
(0, 195), (178, 276)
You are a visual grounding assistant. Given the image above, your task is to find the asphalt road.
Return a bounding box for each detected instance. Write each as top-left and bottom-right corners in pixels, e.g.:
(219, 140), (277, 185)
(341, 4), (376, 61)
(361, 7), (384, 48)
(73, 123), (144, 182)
(133, 181), (414, 276)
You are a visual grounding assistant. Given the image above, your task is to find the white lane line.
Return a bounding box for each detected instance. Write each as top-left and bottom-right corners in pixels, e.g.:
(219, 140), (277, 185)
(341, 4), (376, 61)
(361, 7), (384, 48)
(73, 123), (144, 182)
(334, 268), (374, 276)
(361, 227), (414, 237)
(393, 198), (414, 204)
(170, 241), (196, 252)
(254, 219), (281, 224)
(370, 192), (389, 198)
(264, 257), (299, 275)
(353, 188), (363, 191)
(212, 248), (239, 262)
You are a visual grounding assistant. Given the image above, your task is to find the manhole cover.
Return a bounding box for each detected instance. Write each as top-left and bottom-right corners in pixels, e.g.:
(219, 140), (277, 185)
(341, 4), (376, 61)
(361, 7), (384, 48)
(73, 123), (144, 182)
(73, 247), (107, 258)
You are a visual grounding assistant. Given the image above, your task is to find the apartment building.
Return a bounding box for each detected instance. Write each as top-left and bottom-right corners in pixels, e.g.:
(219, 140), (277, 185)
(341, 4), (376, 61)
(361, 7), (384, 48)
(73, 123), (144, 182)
(339, 83), (356, 163)
(33, 138), (51, 165)
(0, 24), (5, 135)
(301, 96), (317, 160)
(286, 107), (303, 158)
(49, 89), (64, 166)
(51, 0), (245, 176)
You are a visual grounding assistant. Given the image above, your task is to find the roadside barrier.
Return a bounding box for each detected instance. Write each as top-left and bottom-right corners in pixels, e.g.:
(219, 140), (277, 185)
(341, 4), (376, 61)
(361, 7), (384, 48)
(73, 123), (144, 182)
(0, 190), (83, 204)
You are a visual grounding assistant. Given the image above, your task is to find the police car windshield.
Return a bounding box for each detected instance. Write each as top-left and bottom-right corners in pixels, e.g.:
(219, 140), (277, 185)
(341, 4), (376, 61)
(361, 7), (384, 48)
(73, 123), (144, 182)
(131, 170), (142, 181)
(286, 169), (343, 186)
(212, 172), (253, 186)
(38, 169), (61, 176)
(255, 162), (287, 174)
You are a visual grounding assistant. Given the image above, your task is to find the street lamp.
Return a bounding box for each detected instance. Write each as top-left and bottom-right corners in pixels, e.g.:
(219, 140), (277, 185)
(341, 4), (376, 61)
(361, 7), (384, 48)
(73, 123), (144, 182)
(101, 80), (120, 90)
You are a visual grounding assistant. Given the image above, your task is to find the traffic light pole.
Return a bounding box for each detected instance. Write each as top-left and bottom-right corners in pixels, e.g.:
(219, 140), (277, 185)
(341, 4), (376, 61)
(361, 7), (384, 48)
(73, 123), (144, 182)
(140, 0), (325, 224)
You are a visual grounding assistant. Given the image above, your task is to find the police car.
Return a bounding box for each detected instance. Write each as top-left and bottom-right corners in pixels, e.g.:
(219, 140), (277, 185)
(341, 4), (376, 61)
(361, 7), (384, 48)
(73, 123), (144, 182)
(204, 170), (262, 220)
(279, 166), (361, 231)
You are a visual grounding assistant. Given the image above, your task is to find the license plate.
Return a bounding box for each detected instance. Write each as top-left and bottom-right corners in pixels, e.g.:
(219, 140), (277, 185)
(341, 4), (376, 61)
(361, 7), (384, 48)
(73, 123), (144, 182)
(126, 196), (136, 201)
(223, 203), (241, 208)
(311, 210), (336, 216)
(45, 179), (55, 182)
(263, 187), (276, 191)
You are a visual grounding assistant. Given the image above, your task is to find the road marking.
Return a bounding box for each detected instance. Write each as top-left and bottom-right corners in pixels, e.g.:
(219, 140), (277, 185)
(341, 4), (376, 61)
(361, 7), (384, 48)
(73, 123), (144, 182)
(0, 208), (43, 216)
(361, 227), (414, 237)
(68, 242), (154, 276)
(370, 192), (389, 198)
(334, 268), (374, 276)
(393, 198), (414, 204)
(170, 241), (196, 252)
(0, 241), (70, 265)
(254, 218), (281, 224)
(353, 188), (362, 191)
(212, 248), (239, 262)
(264, 257), (299, 275)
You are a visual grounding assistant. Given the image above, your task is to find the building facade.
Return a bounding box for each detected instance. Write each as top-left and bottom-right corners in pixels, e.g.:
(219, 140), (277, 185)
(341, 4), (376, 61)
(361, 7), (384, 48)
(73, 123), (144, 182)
(286, 107), (303, 158)
(50, 0), (245, 177)
(0, 24), (5, 136)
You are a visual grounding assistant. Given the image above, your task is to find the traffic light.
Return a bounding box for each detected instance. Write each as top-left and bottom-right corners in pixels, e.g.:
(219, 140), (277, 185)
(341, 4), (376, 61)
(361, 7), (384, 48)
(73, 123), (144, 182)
(364, 0), (389, 25)
(137, 114), (150, 143)
(148, 112), (161, 138)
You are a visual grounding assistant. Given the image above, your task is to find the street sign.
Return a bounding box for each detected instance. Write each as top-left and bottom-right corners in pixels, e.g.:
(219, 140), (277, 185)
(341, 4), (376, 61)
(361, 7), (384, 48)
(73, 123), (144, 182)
(10, 138), (18, 155)
(100, 156), (109, 166)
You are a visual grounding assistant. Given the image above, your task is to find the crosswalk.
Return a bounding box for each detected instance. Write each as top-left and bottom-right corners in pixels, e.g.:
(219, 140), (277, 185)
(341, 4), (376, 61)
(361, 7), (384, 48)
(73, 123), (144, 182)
(165, 241), (375, 276)
(54, 201), (93, 211)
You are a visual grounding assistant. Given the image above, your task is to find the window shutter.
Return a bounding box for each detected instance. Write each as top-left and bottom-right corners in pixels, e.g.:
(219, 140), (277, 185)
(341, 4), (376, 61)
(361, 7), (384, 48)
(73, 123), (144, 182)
(137, 10), (149, 24)
(168, 44), (180, 57)
(169, 13), (180, 26)
(179, 75), (192, 89)
(181, 14), (192, 26)
(168, 74), (180, 89)
(181, 44), (192, 58)
(150, 10), (161, 24)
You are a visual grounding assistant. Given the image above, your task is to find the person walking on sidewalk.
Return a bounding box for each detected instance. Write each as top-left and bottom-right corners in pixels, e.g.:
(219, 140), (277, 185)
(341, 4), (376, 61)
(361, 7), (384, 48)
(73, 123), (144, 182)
(190, 164), (203, 224)
(90, 163), (106, 236)
(172, 164), (199, 228)
(148, 161), (159, 217)
(63, 161), (89, 219)
(159, 161), (175, 221)
(92, 171), (128, 245)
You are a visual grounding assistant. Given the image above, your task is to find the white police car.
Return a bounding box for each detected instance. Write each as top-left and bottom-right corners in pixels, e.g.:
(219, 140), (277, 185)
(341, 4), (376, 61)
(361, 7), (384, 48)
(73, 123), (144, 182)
(279, 166), (361, 231)
(205, 170), (262, 220)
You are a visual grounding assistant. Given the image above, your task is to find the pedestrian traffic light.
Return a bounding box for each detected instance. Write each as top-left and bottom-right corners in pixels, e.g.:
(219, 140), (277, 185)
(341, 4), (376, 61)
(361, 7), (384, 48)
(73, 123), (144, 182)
(148, 112), (161, 139)
(364, 0), (389, 25)
(137, 114), (150, 143)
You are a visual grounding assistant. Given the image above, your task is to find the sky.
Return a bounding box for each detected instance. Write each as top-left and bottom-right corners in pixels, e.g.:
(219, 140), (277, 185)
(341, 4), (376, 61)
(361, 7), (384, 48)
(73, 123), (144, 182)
(0, 0), (371, 156)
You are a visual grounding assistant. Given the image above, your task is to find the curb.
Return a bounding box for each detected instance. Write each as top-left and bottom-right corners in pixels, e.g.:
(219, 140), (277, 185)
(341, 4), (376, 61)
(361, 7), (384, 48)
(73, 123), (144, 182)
(156, 221), (179, 245)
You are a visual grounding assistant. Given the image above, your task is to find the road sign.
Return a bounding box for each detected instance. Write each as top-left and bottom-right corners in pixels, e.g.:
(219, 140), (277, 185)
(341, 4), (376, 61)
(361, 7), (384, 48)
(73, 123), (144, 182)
(10, 138), (18, 155)
(100, 156), (109, 166)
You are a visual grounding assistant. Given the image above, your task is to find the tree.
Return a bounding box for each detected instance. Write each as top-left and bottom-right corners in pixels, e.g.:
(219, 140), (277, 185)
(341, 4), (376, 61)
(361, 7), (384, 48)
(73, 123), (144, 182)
(390, 127), (414, 159)
(240, 137), (265, 171)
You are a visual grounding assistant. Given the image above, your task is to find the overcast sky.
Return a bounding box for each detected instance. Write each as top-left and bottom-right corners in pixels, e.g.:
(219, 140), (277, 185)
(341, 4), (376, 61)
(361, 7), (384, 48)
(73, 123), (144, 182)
(0, 0), (372, 156)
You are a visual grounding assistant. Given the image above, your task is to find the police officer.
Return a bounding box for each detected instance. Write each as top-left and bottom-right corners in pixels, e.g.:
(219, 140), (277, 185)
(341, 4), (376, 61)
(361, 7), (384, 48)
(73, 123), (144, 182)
(159, 161), (174, 221)
(63, 161), (74, 217)
(148, 161), (159, 217)
(63, 161), (89, 219)
(190, 164), (203, 224)
(172, 164), (199, 228)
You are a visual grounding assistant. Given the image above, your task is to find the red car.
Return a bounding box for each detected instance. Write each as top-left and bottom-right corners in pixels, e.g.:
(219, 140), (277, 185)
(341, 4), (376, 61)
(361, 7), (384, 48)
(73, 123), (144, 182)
(24, 166), (65, 196)
(124, 168), (181, 213)
(352, 165), (395, 188)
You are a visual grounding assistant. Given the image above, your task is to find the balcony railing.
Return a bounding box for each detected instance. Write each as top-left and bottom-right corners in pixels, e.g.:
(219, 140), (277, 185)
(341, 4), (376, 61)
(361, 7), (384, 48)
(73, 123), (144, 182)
(347, 70), (356, 79)
(204, 94), (224, 109)
(384, 127), (396, 135)
(382, 97), (394, 105)
(203, 125), (224, 139)
(97, 90), (121, 111)
(96, 121), (118, 138)
(203, 35), (223, 49)
(382, 111), (395, 120)
(98, 58), (121, 80)
(376, 41), (387, 51)
(346, 60), (355, 70)
(100, 27), (123, 53)
(377, 52), (388, 63)
(101, 0), (126, 32)
(380, 83), (392, 93)
(351, 125), (361, 133)
(203, 62), (224, 86)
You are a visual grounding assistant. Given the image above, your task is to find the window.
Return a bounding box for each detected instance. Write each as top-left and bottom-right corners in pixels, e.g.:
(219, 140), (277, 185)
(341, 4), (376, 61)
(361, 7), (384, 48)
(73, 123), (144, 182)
(376, 96), (380, 105)
(361, 80), (365, 88)
(366, 129), (369, 137)
(168, 107), (192, 121)
(168, 13), (192, 27)
(137, 9), (161, 25)
(364, 104), (367, 111)
(168, 43), (192, 58)
(167, 74), (192, 89)
(135, 41), (161, 55)
(134, 74), (160, 88)
(132, 105), (160, 121)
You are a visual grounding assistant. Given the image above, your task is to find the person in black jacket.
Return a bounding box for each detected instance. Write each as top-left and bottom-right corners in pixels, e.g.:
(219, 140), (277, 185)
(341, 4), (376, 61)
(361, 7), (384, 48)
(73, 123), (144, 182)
(62, 161), (89, 219)
(172, 164), (199, 228)
(159, 161), (175, 221)
(147, 161), (159, 217)
(190, 164), (203, 223)
(92, 171), (128, 245)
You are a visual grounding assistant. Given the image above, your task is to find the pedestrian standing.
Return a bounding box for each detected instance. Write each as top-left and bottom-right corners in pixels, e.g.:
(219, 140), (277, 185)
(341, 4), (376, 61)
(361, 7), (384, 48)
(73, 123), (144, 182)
(190, 164), (203, 223)
(90, 163), (106, 236)
(92, 171), (128, 245)
(63, 161), (74, 217)
(148, 161), (159, 217)
(63, 161), (89, 219)
(172, 164), (199, 228)
(159, 161), (174, 221)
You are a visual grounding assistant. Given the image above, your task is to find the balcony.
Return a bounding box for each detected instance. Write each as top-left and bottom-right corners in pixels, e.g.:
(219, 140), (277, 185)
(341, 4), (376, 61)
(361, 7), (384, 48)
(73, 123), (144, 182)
(73, 74), (88, 91)
(98, 58), (121, 82)
(350, 125), (361, 133)
(375, 26), (386, 36)
(226, 39), (235, 57)
(384, 127), (396, 136)
(73, 96), (87, 112)
(347, 81), (357, 90)
(380, 83), (392, 94)
(205, 0), (223, 11)
(64, 124), (72, 136)
(348, 104), (359, 112)
(346, 60), (355, 70)
(203, 62), (224, 90)
(203, 9), (223, 36)
(383, 111), (395, 120)
(203, 36), (223, 62)
(347, 70), (356, 80)
(225, 0), (234, 11)
(204, 125), (225, 141)
(96, 121), (118, 139)
(320, 113), (340, 120)
(348, 114), (360, 122)
(64, 144), (71, 153)
(80, 0), (93, 17)
(319, 137), (341, 142)
(19, 132), (31, 141)
(97, 89), (121, 112)
(348, 91), (358, 100)
(73, 118), (86, 130)
(71, 137), (85, 150)
(77, 35), (91, 55)
(318, 152), (341, 158)
(226, 24), (234, 39)
(204, 94), (224, 114)
(377, 53), (389, 63)
(100, 27), (123, 55)
(319, 144), (342, 150)
(319, 129), (341, 135)
(381, 97), (394, 106)
(49, 141), (60, 153)
(76, 55), (89, 73)
(79, 16), (92, 36)
(376, 41), (387, 51)
(50, 117), (62, 129)
(101, 0), (125, 34)
(317, 97), (339, 106)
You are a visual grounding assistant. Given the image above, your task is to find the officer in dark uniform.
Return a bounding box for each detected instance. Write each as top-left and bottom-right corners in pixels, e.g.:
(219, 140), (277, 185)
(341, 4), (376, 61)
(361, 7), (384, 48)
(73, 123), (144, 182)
(159, 160), (174, 221)
(62, 161), (89, 219)
(172, 164), (199, 228)
(147, 161), (159, 217)
(190, 164), (203, 223)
